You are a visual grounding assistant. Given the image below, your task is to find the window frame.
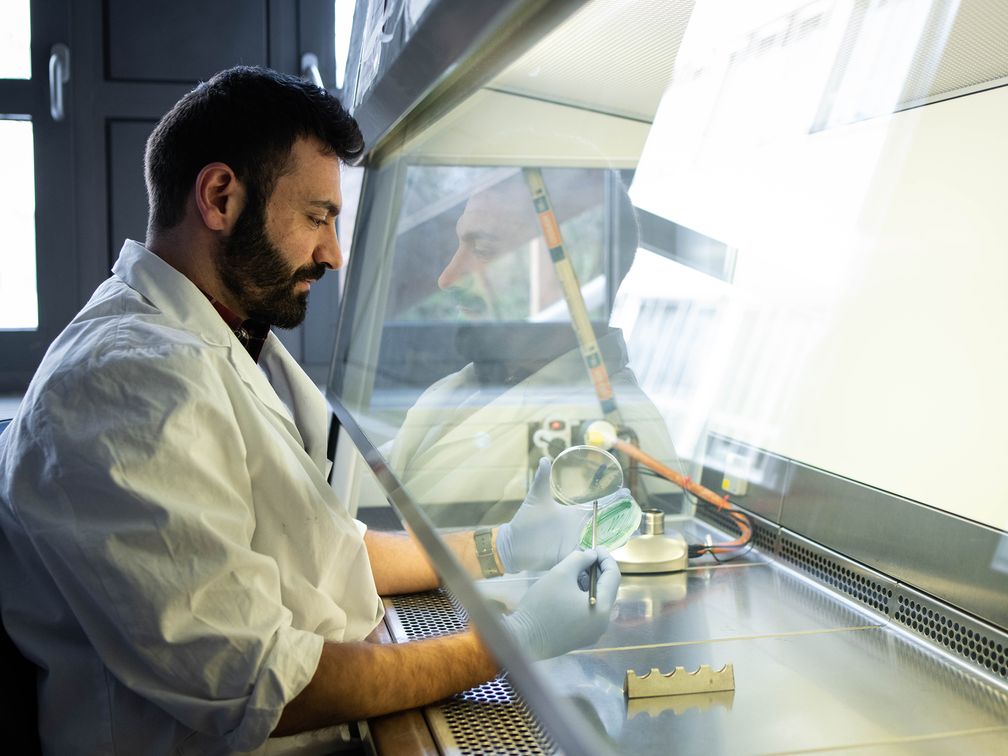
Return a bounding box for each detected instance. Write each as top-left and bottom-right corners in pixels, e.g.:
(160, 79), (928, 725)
(0, 0), (74, 390)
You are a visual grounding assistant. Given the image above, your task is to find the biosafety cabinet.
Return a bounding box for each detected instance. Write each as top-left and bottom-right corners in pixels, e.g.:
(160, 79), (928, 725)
(326, 1), (1008, 753)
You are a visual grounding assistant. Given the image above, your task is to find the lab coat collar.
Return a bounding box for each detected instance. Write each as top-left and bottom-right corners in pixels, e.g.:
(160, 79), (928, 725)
(111, 240), (306, 444)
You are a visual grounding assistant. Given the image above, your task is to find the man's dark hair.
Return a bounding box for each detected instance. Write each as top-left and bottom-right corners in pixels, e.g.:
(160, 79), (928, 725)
(144, 66), (364, 233)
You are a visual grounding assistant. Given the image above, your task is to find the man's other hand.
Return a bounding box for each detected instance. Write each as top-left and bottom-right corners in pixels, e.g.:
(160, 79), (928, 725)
(502, 548), (620, 659)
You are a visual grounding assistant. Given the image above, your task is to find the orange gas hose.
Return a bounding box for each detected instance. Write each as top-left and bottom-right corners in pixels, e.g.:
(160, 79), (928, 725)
(611, 438), (753, 552)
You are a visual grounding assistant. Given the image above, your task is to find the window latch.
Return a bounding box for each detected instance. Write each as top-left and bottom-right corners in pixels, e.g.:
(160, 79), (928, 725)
(48, 43), (70, 122)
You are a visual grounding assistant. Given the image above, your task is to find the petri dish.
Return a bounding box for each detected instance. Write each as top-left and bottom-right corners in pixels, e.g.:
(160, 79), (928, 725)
(550, 445), (623, 506)
(550, 445), (642, 551)
(576, 494), (642, 551)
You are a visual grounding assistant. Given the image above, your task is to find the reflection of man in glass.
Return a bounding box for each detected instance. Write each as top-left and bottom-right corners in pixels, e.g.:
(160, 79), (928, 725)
(437, 175), (556, 320)
(388, 167), (688, 523)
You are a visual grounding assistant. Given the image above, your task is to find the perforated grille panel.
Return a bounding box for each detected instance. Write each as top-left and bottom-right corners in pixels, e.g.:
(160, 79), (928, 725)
(387, 591), (557, 755)
(779, 534), (893, 615)
(894, 590), (1008, 683)
(814, 0), (1008, 129)
(695, 500), (777, 553)
(892, 1), (1008, 106)
(432, 675), (557, 755)
(387, 590), (468, 640)
(751, 519), (776, 552)
(491, 0), (693, 121)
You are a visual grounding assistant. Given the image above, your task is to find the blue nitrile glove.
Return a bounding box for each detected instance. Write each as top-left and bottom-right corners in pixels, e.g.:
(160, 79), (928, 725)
(496, 457), (587, 572)
(502, 547), (621, 660)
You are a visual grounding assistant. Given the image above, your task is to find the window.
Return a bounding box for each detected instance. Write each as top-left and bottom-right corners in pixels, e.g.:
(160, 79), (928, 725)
(0, 2), (37, 330)
(0, 0), (73, 388)
(0, 1), (31, 79)
(0, 119), (37, 329)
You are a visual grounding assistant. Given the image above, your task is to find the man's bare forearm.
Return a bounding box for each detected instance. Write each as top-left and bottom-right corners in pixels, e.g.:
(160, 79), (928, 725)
(273, 628), (499, 736)
(364, 528), (505, 595)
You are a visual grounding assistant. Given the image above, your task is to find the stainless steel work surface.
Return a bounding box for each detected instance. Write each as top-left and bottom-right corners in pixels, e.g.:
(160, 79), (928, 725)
(564, 569), (1005, 754)
(477, 546), (1008, 755)
(587, 564), (882, 653)
(560, 627), (1008, 754)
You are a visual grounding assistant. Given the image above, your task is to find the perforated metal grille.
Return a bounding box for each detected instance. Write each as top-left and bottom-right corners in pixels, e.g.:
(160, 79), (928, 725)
(896, 1), (1008, 106)
(434, 675), (557, 755)
(885, 611), (1008, 714)
(695, 499), (739, 536)
(492, 0), (693, 122)
(779, 535), (893, 615)
(894, 593), (1008, 682)
(388, 591), (556, 754)
(817, 0), (1008, 126)
(773, 567), (887, 631)
(389, 590), (468, 640)
(695, 500), (776, 552)
(749, 517), (776, 552)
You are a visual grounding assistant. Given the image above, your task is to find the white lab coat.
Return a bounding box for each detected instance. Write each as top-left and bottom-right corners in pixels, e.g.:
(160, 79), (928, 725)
(0, 241), (384, 755)
(387, 330), (686, 523)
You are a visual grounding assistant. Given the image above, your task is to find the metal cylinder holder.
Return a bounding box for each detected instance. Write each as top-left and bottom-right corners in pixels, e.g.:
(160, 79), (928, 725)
(643, 508), (665, 535)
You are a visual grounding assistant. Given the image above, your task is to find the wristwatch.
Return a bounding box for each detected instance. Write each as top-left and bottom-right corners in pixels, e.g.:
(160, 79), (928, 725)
(474, 528), (502, 578)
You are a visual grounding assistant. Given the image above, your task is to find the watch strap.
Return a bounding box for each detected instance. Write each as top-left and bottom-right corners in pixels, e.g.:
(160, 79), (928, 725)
(475, 527), (502, 578)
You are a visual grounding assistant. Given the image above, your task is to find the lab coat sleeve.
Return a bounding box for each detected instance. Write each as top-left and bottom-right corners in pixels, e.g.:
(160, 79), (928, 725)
(14, 343), (322, 751)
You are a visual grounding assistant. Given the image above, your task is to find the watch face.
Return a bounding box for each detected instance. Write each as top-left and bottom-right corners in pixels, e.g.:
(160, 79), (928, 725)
(476, 529), (494, 554)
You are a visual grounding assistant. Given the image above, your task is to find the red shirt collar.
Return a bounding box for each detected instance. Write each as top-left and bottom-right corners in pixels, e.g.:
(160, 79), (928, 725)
(206, 296), (270, 363)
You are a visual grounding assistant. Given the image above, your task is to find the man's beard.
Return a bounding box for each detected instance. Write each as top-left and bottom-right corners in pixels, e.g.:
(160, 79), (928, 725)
(216, 199), (326, 329)
(447, 284), (490, 319)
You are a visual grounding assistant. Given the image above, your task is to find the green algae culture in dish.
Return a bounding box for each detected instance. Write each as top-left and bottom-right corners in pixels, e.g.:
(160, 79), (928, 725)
(550, 445), (642, 551)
